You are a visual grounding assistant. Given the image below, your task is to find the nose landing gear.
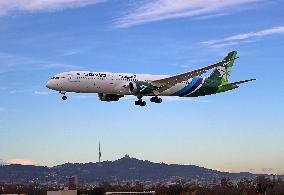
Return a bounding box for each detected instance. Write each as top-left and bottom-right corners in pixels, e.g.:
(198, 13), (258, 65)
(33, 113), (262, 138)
(60, 91), (67, 101)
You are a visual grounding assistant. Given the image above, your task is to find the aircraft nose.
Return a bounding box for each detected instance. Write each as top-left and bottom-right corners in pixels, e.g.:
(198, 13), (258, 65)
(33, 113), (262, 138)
(46, 80), (53, 89)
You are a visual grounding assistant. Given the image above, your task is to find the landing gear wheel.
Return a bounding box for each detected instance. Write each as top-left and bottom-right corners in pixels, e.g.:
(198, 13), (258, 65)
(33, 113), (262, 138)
(140, 101), (146, 107)
(135, 99), (146, 106)
(135, 99), (142, 105)
(62, 96), (67, 101)
(150, 96), (162, 103)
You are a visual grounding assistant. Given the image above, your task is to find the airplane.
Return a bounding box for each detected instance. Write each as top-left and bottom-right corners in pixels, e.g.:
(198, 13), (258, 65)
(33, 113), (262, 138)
(46, 51), (255, 106)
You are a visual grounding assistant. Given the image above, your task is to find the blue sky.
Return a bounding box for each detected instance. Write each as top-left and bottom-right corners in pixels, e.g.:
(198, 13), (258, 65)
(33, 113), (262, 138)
(0, 0), (284, 174)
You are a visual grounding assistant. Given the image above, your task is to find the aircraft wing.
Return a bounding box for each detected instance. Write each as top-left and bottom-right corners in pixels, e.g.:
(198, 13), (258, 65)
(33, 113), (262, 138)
(151, 58), (234, 93)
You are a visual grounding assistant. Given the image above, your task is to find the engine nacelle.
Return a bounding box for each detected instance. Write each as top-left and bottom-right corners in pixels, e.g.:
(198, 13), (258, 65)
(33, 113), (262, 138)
(129, 81), (155, 95)
(98, 93), (123, 102)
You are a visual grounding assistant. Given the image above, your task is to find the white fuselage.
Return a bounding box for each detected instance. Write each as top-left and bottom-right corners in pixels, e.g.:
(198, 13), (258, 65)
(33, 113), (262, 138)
(46, 71), (204, 96)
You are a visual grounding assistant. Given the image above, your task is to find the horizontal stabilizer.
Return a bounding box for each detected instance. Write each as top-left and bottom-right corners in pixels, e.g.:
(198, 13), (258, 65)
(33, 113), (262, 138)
(216, 78), (256, 93)
(229, 78), (256, 85)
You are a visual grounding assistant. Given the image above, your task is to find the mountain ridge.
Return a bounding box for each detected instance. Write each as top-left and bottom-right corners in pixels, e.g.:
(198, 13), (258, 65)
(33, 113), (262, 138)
(0, 155), (265, 185)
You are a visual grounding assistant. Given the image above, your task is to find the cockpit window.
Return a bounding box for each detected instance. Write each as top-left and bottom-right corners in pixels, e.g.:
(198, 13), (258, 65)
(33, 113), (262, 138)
(51, 76), (62, 79)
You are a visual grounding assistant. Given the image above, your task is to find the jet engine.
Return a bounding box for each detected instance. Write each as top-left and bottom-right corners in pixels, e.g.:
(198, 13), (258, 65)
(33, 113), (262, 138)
(129, 81), (155, 95)
(98, 93), (123, 102)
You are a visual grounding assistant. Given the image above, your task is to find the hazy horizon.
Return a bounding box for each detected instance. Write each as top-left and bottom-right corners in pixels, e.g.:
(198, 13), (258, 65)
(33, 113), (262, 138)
(0, 154), (276, 175)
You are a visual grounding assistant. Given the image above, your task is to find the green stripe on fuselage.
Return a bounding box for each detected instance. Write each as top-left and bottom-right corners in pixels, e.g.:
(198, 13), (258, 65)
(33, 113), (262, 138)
(187, 78), (238, 97)
(187, 78), (220, 97)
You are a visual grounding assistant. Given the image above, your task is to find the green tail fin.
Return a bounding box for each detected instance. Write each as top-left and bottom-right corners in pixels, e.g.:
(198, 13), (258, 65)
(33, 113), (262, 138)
(209, 51), (238, 85)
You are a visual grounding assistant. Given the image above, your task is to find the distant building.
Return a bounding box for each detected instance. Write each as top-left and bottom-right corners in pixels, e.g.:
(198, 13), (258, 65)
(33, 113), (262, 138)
(270, 174), (278, 182)
(68, 176), (78, 190)
(47, 188), (77, 195)
(2, 194), (27, 195)
(106, 192), (155, 195)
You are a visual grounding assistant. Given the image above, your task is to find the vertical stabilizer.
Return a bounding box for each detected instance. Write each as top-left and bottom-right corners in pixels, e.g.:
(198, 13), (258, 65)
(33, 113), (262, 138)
(209, 51), (238, 84)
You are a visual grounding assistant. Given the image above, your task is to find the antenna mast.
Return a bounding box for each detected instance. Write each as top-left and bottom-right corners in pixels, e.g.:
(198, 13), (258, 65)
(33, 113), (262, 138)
(99, 142), (101, 163)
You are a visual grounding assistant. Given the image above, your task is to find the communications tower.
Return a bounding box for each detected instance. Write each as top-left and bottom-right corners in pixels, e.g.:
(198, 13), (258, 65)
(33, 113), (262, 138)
(99, 142), (102, 163)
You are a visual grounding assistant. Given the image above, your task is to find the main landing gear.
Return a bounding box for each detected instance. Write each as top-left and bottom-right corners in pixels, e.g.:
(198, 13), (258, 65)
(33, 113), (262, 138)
(135, 96), (163, 106)
(135, 95), (146, 106)
(135, 99), (146, 107)
(150, 96), (162, 103)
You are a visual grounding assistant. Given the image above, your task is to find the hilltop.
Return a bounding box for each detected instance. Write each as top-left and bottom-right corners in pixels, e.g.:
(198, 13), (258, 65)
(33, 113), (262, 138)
(0, 155), (260, 185)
